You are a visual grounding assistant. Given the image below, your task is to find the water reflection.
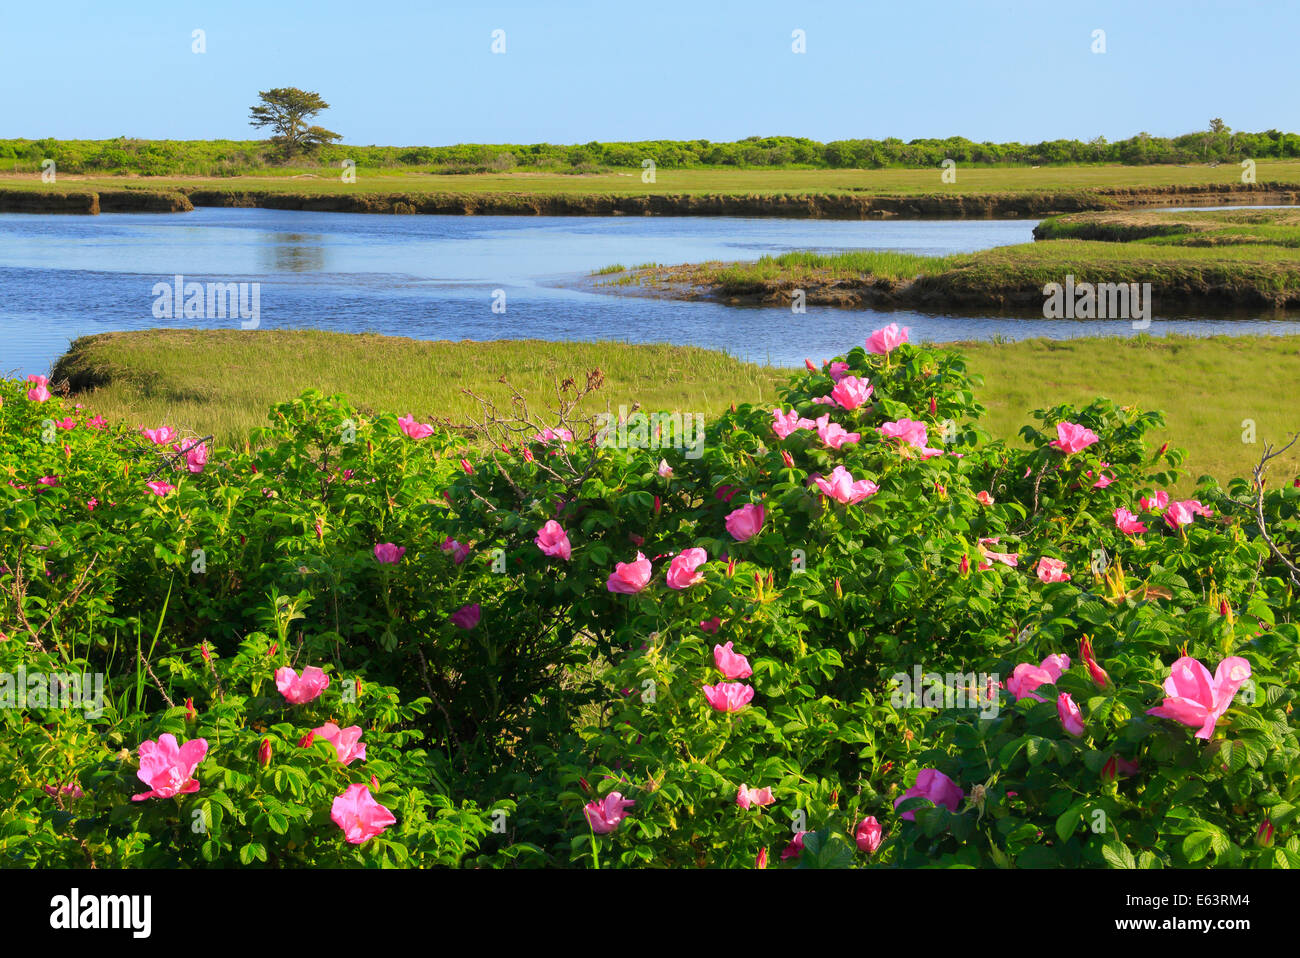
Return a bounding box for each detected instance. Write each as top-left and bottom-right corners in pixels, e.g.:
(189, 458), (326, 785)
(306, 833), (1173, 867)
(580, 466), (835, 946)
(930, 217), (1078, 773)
(259, 233), (326, 272)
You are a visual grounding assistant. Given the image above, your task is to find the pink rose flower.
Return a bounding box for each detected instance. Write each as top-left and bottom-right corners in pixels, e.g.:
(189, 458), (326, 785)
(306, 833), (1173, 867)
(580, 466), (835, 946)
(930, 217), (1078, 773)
(181, 440), (208, 473)
(1005, 654), (1070, 703)
(398, 414), (434, 439)
(813, 465), (879, 505)
(373, 542), (405, 564)
(533, 426), (574, 444)
(312, 722), (367, 766)
(736, 783), (775, 809)
(855, 816), (883, 854)
(26, 374), (51, 402)
(441, 537), (471, 564)
(816, 414), (861, 450)
(1058, 693), (1086, 737)
(131, 733), (208, 801)
(866, 323), (909, 354)
(878, 418), (928, 448)
(607, 552), (653, 594)
(1164, 499), (1213, 530)
(1146, 655), (1252, 740)
(331, 783), (396, 844)
(714, 641), (753, 679)
(771, 408), (816, 440)
(1049, 422), (1099, 455)
(666, 547), (707, 589)
(141, 426), (177, 445)
(1088, 463), (1115, 488)
(146, 481), (175, 496)
(1139, 491), (1169, 512)
(1035, 556), (1071, 583)
(1114, 507), (1147, 534)
(43, 783), (85, 800)
(977, 537), (1018, 570)
(275, 665), (330, 704)
(829, 375), (873, 410)
(893, 769), (963, 821)
(451, 603), (481, 630)
(703, 682), (754, 712)
(535, 520), (572, 561)
(725, 503), (765, 542)
(584, 791), (634, 834)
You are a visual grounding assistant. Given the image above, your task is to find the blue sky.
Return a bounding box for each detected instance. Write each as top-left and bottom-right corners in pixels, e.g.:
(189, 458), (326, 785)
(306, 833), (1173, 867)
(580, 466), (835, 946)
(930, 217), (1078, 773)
(2, 0), (1295, 145)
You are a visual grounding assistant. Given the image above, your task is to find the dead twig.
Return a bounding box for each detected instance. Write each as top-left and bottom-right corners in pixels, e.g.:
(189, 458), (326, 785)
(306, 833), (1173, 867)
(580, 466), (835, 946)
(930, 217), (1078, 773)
(1247, 432), (1300, 586)
(143, 435), (213, 481)
(137, 647), (176, 709)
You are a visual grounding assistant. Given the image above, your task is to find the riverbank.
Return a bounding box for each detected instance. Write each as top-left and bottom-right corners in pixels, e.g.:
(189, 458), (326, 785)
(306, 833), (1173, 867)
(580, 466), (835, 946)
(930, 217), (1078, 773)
(3, 163), (1300, 218)
(601, 208), (1300, 308)
(46, 329), (1300, 489)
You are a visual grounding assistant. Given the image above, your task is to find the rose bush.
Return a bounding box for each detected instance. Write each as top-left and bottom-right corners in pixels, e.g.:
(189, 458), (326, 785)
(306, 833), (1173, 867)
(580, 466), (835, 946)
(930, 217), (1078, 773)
(3, 329), (1299, 868)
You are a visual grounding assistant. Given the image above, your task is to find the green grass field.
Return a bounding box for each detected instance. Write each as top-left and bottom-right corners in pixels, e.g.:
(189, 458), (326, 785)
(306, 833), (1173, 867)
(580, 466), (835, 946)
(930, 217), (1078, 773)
(1033, 207), (1300, 246)
(958, 335), (1300, 489)
(47, 329), (1300, 492)
(51, 330), (783, 446)
(6, 160), (1300, 198)
(617, 209), (1300, 307)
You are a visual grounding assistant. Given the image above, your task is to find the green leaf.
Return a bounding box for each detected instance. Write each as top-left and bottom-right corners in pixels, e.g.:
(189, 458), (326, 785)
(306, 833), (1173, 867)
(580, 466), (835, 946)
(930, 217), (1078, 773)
(1055, 803), (1087, 843)
(1026, 736), (1051, 766)
(1182, 832), (1212, 862)
(1102, 839), (1136, 869)
(998, 735), (1029, 767)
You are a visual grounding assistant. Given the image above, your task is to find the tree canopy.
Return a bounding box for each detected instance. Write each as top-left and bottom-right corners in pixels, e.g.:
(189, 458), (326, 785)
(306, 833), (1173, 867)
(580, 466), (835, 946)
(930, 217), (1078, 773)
(248, 88), (342, 158)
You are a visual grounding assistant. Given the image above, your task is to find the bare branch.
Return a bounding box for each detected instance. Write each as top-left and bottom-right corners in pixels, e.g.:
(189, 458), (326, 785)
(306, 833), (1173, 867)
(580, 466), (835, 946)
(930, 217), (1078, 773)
(1249, 432), (1300, 586)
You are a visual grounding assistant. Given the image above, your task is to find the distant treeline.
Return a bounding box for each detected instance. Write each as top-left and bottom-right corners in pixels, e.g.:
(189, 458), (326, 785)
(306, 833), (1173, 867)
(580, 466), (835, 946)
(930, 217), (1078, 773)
(3, 129), (1298, 176)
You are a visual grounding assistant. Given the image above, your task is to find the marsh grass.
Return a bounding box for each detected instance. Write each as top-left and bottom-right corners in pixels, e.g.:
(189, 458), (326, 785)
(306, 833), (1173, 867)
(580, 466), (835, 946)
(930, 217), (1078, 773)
(640, 210), (1300, 304)
(8, 160), (1300, 199)
(48, 329), (1300, 494)
(959, 334), (1300, 489)
(51, 330), (785, 447)
(713, 250), (957, 286)
(1036, 209), (1300, 248)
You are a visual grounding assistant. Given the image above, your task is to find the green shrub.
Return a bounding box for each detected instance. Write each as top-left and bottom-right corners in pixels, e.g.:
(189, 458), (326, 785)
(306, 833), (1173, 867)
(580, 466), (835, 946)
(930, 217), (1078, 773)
(3, 334), (1299, 867)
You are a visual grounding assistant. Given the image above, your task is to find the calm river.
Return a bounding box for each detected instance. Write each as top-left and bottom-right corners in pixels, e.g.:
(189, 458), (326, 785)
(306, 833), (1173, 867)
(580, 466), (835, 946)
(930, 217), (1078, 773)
(2, 207), (1298, 376)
